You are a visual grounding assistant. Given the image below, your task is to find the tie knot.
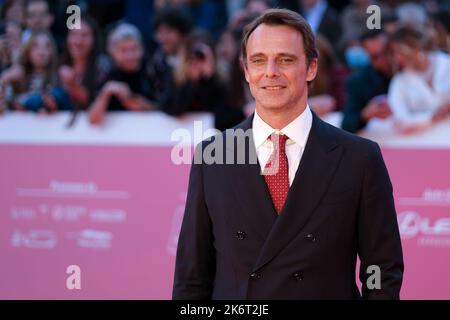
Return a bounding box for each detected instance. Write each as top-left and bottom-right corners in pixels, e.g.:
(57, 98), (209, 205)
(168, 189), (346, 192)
(269, 133), (289, 152)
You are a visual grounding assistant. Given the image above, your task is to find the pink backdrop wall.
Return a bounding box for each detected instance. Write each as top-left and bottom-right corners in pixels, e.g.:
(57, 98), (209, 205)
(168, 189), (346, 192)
(0, 145), (185, 299)
(1, 144), (449, 299)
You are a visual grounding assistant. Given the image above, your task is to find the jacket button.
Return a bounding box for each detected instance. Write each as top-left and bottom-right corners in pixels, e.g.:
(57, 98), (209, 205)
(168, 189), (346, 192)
(305, 233), (317, 242)
(250, 272), (261, 280)
(293, 272), (303, 281)
(236, 231), (246, 240)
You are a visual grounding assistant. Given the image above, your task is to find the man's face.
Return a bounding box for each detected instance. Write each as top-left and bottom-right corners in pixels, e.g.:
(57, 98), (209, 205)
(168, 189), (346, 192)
(243, 24), (317, 113)
(156, 24), (183, 55)
(362, 35), (393, 75)
(26, 1), (53, 31)
(110, 38), (143, 72)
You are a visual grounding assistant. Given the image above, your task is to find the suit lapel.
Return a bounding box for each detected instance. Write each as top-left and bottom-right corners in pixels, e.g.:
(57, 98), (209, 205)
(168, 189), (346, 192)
(251, 113), (344, 273)
(228, 115), (277, 242)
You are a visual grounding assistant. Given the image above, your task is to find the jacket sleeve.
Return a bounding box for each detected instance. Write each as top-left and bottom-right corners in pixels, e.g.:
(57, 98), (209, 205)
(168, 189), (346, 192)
(172, 143), (216, 299)
(358, 142), (404, 299)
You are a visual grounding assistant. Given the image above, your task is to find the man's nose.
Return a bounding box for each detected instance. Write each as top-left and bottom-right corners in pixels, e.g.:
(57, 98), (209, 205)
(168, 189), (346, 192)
(265, 60), (280, 78)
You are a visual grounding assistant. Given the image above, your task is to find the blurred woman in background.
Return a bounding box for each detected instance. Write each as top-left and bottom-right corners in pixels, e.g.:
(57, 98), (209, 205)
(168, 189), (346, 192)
(216, 12), (259, 121)
(59, 16), (110, 111)
(388, 24), (450, 134)
(308, 34), (348, 117)
(0, 31), (71, 113)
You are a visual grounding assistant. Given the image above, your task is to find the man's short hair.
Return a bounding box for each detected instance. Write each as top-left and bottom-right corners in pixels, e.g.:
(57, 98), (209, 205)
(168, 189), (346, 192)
(240, 8), (318, 66)
(107, 23), (142, 49)
(154, 8), (192, 35)
(359, 29), (386, 43)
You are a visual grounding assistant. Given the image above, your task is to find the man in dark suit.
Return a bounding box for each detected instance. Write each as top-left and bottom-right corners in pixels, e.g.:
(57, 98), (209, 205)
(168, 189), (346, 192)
(173, 9), (403, 300)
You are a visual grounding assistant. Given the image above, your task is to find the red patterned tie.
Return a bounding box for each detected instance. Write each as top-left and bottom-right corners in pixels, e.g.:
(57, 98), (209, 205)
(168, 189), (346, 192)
(263, 133), (289, 214)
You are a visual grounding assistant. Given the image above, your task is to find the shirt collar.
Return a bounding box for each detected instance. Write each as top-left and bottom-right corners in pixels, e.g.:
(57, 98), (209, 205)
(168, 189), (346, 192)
(252, 105), (313, 149)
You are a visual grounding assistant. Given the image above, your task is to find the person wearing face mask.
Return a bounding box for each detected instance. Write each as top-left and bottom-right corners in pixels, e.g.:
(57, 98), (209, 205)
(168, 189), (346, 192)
(388, 24), (450, 135)
(341, 29), (394, 134)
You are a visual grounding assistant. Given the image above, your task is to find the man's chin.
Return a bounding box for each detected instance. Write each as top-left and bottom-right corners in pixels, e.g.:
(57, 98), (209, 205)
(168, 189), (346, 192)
(257, 103), (288, 113)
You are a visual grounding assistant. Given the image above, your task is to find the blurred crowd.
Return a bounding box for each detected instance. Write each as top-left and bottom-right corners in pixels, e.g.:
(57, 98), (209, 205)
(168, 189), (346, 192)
(0, 0), (449, 134)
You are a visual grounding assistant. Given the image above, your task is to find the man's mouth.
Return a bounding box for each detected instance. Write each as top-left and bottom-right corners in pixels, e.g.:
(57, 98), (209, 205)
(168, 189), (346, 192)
(262, 86), (286, 91)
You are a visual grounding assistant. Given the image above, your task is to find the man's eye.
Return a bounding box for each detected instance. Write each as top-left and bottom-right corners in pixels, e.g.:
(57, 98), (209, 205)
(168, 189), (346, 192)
(279, 58), (294, 64)
(251, 59), (265, 64)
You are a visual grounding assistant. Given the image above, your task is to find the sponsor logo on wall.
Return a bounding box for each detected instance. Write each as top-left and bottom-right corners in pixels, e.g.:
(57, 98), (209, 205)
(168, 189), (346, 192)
(398, 188), (450, 247)
(9, 180), (128, 250)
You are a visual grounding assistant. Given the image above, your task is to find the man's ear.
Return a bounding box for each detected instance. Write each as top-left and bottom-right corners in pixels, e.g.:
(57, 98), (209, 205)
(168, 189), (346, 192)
(242, 59), (250, 83)
(306, 58), (318, 82)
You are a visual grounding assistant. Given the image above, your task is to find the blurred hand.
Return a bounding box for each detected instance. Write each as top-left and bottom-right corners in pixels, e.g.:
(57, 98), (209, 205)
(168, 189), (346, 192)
(120, 94), (143, 111)
(0, 86), (5, 113)
(12, 101), (25, 111)
(42, 92), (57, 113)
(120, 94), (157, 111)
(362, 95), (392, 121)
(0, 64), (24, 84)
(394, 120), (430, 135)
(58, 65), (76, 87)
(432, 102), (450, 123)
(104, 81), (131, 101)
(309, 94), (336, 117)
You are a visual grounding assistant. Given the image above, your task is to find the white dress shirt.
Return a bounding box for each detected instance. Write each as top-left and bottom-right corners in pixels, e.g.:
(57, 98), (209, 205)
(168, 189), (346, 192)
(252, 106), (313, 186)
